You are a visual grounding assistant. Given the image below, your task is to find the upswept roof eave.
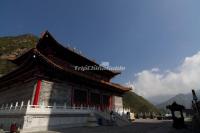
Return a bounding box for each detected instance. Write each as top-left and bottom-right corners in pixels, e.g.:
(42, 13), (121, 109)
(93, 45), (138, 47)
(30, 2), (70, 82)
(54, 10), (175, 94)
(33, 49), (130, 92)
(0, 48), (130, 92)
(0, 53), (36, 85)
(38, 31), (120, 76)
(9, 48), (36, 65)
(9, 31), (120, 76)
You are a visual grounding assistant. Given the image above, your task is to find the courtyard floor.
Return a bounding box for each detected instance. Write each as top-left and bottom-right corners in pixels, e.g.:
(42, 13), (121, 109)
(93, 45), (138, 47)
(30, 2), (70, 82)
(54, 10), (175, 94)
(38, 119), (195, 133)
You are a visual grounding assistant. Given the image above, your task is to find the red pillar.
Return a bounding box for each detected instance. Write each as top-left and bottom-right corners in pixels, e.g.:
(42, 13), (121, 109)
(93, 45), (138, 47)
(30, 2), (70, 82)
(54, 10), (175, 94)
(87, 89), (90, 106)
(100, 94), (103, 111)
(71, 86), (74, 106)
(109, 95), (113, 111)
(33, 80), (42, 105)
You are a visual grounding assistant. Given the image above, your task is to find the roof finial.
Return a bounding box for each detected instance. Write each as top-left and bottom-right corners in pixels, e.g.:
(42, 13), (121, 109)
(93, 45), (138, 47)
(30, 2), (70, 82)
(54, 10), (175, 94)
(40, 30), (49, 38)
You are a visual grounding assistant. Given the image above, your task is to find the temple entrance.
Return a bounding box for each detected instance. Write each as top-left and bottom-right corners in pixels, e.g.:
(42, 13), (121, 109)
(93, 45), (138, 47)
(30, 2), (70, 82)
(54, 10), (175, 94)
(102, 95), (110, 110)
(72, 89), (112, 110)
(74, 89), (87, 106)
(90, 92), (101, 107)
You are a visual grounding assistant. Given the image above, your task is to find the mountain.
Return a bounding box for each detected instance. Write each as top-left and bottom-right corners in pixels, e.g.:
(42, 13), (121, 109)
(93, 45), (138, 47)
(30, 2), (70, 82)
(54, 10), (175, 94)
(147, 94), (175, 105)
(123, 91), (160, 113)
(156, 90), (200, 110)
(0, 34), (38, 76)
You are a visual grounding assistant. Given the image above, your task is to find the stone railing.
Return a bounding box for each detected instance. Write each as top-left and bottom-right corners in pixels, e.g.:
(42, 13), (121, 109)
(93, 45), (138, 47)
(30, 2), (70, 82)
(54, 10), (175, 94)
(0, 100), (102, 132)
(0, 100), (130, 132)
(0, 100), (129, 121)
(0, 100), (110, 115)
(0, 101), (27, 115)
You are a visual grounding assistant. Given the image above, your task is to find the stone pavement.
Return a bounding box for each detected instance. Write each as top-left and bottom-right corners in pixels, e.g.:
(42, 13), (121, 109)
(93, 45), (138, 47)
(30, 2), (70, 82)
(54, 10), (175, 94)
(35, 119), (195, 133)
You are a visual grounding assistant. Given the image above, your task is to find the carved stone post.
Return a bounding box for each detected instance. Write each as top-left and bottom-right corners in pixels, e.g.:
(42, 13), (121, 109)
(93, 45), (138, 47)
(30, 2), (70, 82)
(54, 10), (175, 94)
(15, 102), (18, 110)
(20, 101), (24, 109)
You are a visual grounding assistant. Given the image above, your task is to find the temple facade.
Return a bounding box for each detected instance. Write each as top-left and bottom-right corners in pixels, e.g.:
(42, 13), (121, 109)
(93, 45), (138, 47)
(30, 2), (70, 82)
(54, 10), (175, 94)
(0, 31), (130, 132)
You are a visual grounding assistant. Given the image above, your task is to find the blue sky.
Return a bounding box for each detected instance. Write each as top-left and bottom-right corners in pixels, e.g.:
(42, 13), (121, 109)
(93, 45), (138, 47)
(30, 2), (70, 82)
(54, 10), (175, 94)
(1, 0), (200, 100)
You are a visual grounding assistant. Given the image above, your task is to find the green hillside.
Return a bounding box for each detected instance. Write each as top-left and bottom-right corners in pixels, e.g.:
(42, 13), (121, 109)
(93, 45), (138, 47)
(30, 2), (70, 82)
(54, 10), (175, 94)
(123, 91), (159, 113)
(0, 34), (38, 57)
(0, 34), (38, 75)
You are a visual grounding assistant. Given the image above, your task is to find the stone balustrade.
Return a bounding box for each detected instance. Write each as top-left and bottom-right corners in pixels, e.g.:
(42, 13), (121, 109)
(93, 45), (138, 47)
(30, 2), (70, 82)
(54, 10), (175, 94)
(0, 100), (102, 132)
(0, 100), (101, 115)
(0, 100), (128, 132)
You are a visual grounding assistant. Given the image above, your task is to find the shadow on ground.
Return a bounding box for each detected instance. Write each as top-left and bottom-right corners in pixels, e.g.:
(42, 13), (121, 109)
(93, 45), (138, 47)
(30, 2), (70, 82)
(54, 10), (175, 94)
(39, 119), (195, 133)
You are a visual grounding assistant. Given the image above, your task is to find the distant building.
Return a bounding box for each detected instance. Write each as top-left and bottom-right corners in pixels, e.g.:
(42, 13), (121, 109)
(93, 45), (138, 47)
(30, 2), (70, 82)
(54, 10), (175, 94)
(0, 31), (130, 132)
(183, 109), (194, 118)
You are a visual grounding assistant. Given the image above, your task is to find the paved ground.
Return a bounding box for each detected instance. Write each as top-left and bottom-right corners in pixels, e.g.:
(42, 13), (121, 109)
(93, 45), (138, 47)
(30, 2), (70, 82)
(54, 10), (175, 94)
(39, 119), (195, 133)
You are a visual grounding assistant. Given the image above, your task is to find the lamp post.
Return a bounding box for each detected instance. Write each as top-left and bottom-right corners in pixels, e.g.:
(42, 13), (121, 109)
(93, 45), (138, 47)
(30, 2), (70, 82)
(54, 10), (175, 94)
(192, 89), (200, 116)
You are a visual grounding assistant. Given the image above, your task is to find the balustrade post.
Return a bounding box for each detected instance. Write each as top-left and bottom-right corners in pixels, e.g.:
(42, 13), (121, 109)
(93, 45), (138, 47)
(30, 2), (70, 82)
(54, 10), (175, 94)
(1, 104), (4, 110)
(41, 101), (45, 109)
(73, 104), (75, 110)
(64, 103), (67, 109)
(27, 100), (30, 110)
(15, 102), (18, 110)
(20, 101), (24, 109)
(5, 104), (8, 110)
(9, 103), (13, 110)
(53, 102), (56, 109)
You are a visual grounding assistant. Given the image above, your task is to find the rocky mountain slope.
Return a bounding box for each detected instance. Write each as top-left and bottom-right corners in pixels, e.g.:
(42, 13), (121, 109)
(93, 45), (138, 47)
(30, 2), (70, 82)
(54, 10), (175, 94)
(156, 90), (200, 109)
(0, 34), (38, 75)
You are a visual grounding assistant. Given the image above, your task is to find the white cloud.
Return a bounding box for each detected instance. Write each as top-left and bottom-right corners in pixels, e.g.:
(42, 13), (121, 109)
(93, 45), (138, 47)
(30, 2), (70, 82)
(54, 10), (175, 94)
(151, 68), (160, 72)
(128, 51), (200, 101)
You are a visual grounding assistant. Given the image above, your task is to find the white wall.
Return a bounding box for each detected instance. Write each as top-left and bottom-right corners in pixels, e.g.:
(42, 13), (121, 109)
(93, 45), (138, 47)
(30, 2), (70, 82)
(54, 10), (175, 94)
(113, 96), (124, 113)
(39, 80), (72, 106)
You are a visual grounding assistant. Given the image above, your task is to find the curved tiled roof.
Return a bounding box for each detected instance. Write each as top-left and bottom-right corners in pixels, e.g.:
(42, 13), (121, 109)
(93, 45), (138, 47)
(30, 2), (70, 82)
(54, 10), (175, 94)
(1, 31), (131, 93)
